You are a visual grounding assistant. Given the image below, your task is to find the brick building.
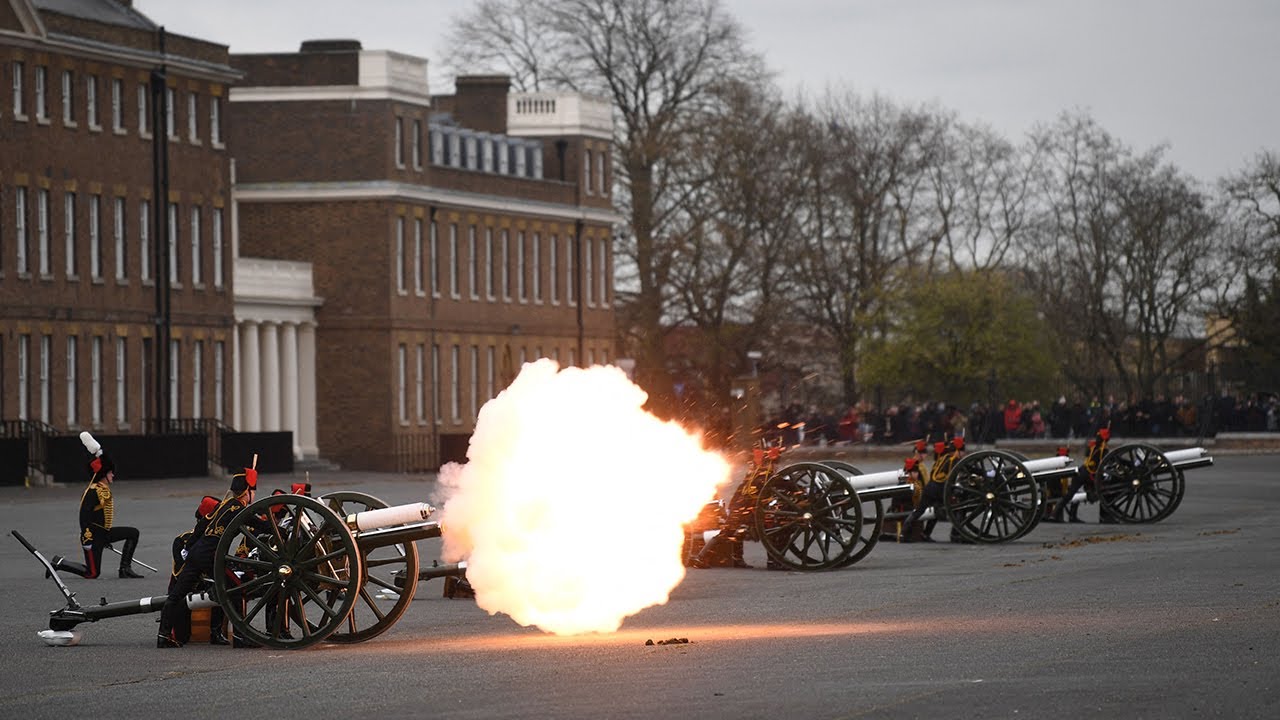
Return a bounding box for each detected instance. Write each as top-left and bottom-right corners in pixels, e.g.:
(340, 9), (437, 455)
(1, 1), (237, 439)
(229, 41), (618, 472)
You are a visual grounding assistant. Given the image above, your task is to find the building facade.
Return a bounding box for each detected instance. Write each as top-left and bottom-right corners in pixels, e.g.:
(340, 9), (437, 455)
(229, 41), (618, 472)
(1, 0), (237, 437)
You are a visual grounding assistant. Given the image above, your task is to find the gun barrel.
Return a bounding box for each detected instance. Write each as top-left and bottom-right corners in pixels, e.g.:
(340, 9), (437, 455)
(347, 502), (435, 531)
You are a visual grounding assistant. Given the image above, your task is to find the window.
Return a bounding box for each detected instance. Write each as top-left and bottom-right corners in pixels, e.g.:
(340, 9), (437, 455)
(415, 345), (425, 422)
(11, 61), (25, 117)
(450, 345), (460, 422)
(212, 208), (223, 288)
(190, 207), (201, 285)
(470, 346), (479, 420)
(429, 221), (439, 298)
(532, 144), (544, 179)
(550, 234), (559, 304)
(430, 129), (443, 164)
(485, 228), (496, 300)
(599, 236), (609, 305)
(482, 138), (494, 172)
(187, 92), (198, 142)
(431, 344), (441, 422)
(394, 117), (404, 168)
(115, 337), (127, 424)
(486, 346), (495, 401)
(449, 223), (459, 298)
(40, 334), (51, 423)
(64, 192), (76, 278)
(16, 187), (28, 274)
(140, 338), (150, 424)
(89, 195), (101, 279)
(38, 189), (50, 275)
(532, 233), (541, 302)
(566, 235), (575, 306)
(213, 341), (224, 421)
(501, 230), (511, 301)
(91, 337), (102, 425)
(167, 202), (178, 284)
(465, 135), (476, 169)
(192, 341), (202, 417)
(516, 231), (526, 301)
(66, 336), (77, 426)
(585, 236), (595, 306)
(111, 78), (123, 132)
(513, 142), (526, 176)
(86, 75), (99, 129)
(35, 65), (47, 121)
(584, 149), (593, 194)
(497, 139), (509, 174)
(395, 216), (405, 293)
(113, 197), (126, 280)
(210, 96), (221, 145)
(468, 226), (478, 300)
(448, 132), (460, 166)
(165, 87), (175, 139)
(413, 218), (423, 294)
(137, 83), (149, 136)
(139, 199), (150, 281)
(61, 70), (73, 125)
(18, 335), (30, 420)
(412, 120), (422, 169)
(397, 344), (408, 423)
(169, 340), (180, 417)
(597, 151), (606, 194)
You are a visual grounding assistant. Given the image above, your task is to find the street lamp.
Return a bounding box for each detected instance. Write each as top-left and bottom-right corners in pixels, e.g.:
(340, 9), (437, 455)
(746, 350), (762, 378)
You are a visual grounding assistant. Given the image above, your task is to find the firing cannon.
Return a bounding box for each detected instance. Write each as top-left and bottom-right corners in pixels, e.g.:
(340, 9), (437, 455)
(16, 491), (466, 650)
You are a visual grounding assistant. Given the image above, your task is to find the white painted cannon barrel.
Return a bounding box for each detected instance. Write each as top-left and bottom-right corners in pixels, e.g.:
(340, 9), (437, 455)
(1024, 456), (1074, 474)
(1165, 447), (1213, 470)
(347, 502), (436, 531)
(844, 470), (907, 491)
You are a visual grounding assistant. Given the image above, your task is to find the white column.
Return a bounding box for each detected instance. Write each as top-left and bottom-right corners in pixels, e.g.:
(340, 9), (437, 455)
(231, 322), (241, 429)
(298, 321), (319, 458)
(260, 321), (281, 431)
(239, 320), (260, 432)
(280, 322), (300, 458)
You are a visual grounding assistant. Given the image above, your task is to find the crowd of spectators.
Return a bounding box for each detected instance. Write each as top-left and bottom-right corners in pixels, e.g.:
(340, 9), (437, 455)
(764, 392), (1280, 447)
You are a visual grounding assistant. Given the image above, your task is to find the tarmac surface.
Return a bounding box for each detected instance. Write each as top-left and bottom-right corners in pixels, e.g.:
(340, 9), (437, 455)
(0, 453), (1277, 719)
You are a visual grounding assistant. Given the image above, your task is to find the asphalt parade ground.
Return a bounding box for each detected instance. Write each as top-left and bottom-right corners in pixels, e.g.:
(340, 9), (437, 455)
(0, 454), (1276, 719)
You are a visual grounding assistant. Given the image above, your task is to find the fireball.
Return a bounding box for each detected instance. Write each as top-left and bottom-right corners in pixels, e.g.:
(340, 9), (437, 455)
(435, 359), (731, 635)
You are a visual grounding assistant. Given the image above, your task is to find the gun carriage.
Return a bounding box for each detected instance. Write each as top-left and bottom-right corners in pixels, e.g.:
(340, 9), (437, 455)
(15, 490), (464, 650)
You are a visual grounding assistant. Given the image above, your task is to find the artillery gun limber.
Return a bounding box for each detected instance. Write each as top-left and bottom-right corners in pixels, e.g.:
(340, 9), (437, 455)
(15, 490), (466, 650)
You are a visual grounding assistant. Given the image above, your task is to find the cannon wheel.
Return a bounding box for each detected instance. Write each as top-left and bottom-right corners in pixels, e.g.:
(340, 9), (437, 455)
(752, 462), (862, 571)
(821, 460), (885, 567)
(214, 494), (362, 650)
(1097, 444), (1186, 523)
(318, 491), (420, 644)
(945, 450), (1042, 544)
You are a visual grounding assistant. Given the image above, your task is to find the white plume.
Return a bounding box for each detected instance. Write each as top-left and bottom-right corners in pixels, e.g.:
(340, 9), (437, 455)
(79, 431), (102, 457)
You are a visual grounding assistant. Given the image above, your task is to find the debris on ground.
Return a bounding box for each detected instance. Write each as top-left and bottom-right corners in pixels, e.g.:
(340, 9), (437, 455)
(1040, 533), (1144, 549)
(645, 637), (690, 646)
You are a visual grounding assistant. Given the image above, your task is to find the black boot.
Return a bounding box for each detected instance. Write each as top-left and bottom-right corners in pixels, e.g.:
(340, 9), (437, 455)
(120, 566), (144, 578)
(156, 630), (183, 648)
(118, 537), (143, 578)
(209, 628), (231, 646)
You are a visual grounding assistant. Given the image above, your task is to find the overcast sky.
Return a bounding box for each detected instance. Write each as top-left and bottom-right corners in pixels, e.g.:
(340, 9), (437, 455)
(132, 0), (1277, 183)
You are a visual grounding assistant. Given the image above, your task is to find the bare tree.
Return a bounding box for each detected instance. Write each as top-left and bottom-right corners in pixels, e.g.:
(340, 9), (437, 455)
(1222, 149), (1280, 255)
(441, 0), (557, 91)
(932, 122), (1039, 271)
(790, 91), (949, 405)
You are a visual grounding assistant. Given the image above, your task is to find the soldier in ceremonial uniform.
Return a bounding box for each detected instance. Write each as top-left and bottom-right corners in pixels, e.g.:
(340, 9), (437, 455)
(902, 437), (963, 543)
(1051, 426), (1111, 523)
(157, 467), (262, 648)
(49, 432), (143, 579)
(167, 495), (227, 645)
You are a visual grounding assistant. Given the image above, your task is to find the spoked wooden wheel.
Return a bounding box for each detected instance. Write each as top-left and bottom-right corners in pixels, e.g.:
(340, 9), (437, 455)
(214, 494), (361, 650)
(753, 462), (862, 571)
(945, 451), (1042, 544)
(821, 460), (885, 567)
(319, 491), (420, 643)
(1097, 444), (1186, 523)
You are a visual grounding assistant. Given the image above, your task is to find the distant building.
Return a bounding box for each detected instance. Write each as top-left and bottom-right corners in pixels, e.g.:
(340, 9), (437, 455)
(1, 1), (237, 436)
(228, 41), (618, 471)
